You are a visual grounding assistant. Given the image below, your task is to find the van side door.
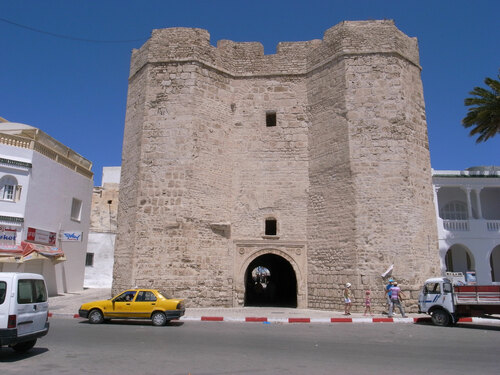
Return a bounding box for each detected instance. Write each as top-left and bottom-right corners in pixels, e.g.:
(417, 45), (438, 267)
(0, 280), (9, 330)
(16, 279), (48, 337)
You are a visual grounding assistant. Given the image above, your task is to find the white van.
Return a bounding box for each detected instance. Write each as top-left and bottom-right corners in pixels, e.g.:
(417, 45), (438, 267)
(0, 272), (50, 352)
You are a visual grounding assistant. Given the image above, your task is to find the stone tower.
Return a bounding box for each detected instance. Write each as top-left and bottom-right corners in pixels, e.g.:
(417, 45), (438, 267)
(113, 20), (439, 311)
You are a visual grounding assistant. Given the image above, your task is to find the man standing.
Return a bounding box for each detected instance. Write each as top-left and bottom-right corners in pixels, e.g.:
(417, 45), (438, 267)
(388, 281), (407, 318)
(343, 283), (352, 315)
(384, 278), (394, 314)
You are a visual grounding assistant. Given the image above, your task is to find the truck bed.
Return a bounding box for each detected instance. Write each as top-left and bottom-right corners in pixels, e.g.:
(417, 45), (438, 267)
(454, 285), (500, 305)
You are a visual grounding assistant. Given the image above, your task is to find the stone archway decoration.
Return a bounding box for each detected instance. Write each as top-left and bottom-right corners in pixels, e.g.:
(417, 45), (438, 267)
(233, 241), (307, 308)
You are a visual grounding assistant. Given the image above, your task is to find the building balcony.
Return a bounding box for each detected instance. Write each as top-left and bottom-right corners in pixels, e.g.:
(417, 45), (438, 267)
(439, 218), (500, 237)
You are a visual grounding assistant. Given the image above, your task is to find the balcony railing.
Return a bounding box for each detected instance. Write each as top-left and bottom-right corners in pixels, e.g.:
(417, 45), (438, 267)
(0, 133), (93, 179)
(487, 221), (500, 232)
(441, 219), (500, 234)
(443, 220), (469, 231)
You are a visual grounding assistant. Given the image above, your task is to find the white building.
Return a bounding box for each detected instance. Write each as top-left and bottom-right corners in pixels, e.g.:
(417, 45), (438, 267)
(0, 121), (93, 295)
(84, 167), (119, 288)
(433, 167), (500, 285)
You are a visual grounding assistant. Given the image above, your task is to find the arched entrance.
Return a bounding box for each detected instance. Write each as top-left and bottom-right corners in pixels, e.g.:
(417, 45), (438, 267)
(490, 245), (500, 282)
(445, 244), (475, 275)
(244, 253), (297, 307)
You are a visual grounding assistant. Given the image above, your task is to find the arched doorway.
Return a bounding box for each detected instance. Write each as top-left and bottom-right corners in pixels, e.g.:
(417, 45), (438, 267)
(445, 244), (475, 275)
(490, 245), (500, 282)
(244, 253), (297, 307)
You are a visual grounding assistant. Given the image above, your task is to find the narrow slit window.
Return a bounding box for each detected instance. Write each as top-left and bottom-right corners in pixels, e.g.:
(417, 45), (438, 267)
(71, 198), (83, 221)
(265, 218), (277, 236)
(266, 112), (277, 127)
(85, 253), (94, 267)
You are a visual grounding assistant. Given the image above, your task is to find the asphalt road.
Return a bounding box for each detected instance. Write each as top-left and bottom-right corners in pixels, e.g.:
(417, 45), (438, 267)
(1, 318), (499, 375)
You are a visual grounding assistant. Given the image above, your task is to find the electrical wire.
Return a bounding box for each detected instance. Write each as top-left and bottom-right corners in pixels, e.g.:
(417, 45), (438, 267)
(0, 16), (146, 44)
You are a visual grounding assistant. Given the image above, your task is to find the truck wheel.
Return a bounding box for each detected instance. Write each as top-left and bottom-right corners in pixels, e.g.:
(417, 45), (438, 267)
(431, 309), (450, 326)
(88, 309), (104, 324)
(11, 339), (37, 352)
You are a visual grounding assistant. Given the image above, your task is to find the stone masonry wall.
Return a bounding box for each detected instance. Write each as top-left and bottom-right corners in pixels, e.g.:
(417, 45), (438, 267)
(114, 20), (439, 311)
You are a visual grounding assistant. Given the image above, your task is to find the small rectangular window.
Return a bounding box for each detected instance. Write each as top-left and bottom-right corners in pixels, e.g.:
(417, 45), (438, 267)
(266, 112), (277, 127)
(85, 253), (94, 267)
(265, 219), (277, 236)
(71, 198), (82, 221)
(3, 185), (15, 200)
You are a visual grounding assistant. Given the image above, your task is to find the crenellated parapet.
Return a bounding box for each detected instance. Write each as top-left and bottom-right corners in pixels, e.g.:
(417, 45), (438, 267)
(129, 20), (420, 81)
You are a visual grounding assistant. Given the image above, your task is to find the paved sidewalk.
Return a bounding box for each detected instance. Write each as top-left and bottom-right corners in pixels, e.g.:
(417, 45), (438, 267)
(48, 288), (500, 325)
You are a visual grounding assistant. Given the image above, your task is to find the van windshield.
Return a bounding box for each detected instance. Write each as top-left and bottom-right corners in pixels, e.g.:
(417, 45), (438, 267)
(0, 281), (6, 304)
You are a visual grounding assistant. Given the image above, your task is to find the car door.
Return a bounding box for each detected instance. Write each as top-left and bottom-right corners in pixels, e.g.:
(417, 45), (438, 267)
(16, 278), (48, 337)
(133, 291), (158, 318)
(108, 291), (137, 318)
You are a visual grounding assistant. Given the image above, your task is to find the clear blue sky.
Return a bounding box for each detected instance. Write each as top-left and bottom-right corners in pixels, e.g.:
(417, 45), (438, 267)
(1, 0), (499, 185)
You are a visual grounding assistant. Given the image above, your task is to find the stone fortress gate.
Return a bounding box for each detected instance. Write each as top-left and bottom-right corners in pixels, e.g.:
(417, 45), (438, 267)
(113, 20), (439, 311)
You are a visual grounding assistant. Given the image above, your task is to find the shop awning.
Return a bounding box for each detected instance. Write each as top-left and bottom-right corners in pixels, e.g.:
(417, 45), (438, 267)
(0, 244), (23, 263)
(0, 242), (66, 264)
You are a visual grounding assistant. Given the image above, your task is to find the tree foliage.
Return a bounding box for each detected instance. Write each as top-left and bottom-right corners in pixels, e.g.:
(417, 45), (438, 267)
(462, 73), (500, 143)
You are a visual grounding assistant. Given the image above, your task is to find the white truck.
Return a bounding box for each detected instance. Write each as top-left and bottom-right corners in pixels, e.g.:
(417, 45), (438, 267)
(418, 274), (500, 326)
(0, 272), (50, 352)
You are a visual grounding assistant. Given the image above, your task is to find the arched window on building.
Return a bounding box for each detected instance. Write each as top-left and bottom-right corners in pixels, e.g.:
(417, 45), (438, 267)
(440, 201), (468, 220)
(490, 246), (500, 283)
(0, 175), (18, 202)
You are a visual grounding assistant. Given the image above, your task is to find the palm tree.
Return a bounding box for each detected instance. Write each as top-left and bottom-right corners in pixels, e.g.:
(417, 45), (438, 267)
(462, 73), (500, 143)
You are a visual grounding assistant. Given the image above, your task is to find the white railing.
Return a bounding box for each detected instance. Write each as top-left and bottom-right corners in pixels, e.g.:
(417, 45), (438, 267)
(0, 133), (93, 179)
(442, 219), (500, 234)
(487, 221), (500, 232)
(443, 220), (469, 232)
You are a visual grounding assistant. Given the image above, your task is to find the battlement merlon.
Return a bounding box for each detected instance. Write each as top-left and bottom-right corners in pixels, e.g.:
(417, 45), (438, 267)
(317, 20), (420, 68)
(128, 20), (421, 80)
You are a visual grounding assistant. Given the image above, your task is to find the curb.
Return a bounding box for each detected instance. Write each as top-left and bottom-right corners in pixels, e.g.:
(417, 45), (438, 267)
(48, 313), (498, 325)
(182, 316), (428, 324)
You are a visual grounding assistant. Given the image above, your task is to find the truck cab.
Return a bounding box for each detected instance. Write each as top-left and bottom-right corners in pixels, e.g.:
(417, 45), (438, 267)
(418, 277), (455, 326)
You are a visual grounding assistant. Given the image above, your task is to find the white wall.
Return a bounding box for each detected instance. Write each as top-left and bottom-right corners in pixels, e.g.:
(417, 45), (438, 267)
(434, 171), (500, 285)
(102, 166), (121, 185)
(84, 232), (115, 288)
(24, 151), (93, 293)
(0, 142), (93, 295)
(0, 146), (34, 221)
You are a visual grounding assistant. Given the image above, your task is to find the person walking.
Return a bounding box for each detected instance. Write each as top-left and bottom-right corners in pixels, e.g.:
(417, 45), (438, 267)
(364, 290), (373, 316)
(343, 283), (353, 315)
(388, 281), (407, 318)
(384, 278), (395, 315)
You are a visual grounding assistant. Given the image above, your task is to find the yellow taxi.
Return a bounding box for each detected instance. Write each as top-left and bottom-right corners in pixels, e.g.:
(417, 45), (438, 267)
(78, 288), (185, 326)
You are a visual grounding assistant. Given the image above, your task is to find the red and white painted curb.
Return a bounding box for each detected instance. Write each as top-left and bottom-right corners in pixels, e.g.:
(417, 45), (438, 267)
(180, 316), (429, 324)
(180, 316), (498, 324)
(49, 312), (498, 325)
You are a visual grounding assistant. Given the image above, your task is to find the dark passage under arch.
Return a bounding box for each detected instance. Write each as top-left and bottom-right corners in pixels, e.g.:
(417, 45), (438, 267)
(244, 253), (297, 308)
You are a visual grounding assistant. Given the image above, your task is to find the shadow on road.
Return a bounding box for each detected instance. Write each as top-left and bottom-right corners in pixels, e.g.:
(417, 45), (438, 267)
(77, 319), (184, 327)
(456, 323), (500, 331)
(0, 347), (49, 362)
(415, 320), (500, 331)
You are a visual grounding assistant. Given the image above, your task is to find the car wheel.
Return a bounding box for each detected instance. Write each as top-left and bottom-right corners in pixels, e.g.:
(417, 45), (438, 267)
(11, 339), (37, 352)
(151, 311), (167, 326)
(88, 309), (104, 324)
(431, 309), (450, 326)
